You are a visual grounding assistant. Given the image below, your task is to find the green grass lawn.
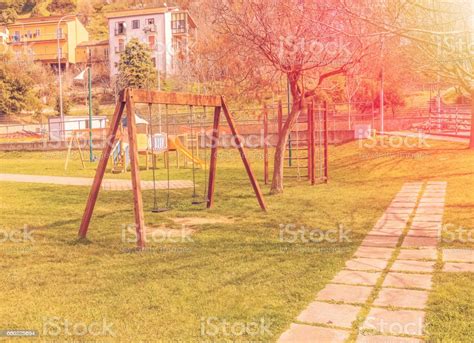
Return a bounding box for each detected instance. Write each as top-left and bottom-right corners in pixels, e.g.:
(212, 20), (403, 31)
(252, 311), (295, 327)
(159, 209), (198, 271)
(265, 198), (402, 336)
(0, 137), (473, 342)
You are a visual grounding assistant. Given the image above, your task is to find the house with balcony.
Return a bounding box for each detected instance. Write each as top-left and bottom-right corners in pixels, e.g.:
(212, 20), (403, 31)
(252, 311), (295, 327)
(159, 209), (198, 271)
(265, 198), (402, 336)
(76, 40), (109, 66)
(6, 15), (89, 69)
(106, 7), (197, 78)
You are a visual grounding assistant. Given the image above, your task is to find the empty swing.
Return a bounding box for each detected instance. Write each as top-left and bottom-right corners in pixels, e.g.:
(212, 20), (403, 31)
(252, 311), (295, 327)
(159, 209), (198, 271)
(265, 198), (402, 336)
(147, 101), (169, 213)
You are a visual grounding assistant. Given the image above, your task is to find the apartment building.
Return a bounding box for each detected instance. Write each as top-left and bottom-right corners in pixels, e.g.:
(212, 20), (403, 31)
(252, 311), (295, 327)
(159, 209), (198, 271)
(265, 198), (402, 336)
(6, 15), (89, 69)
(106, 7), (197, 78)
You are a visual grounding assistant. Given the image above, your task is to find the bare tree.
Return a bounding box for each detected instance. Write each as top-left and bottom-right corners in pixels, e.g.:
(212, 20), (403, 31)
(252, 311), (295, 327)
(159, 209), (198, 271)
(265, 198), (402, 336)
(210, 0), (373, 193)
(340, 0), (474, 147)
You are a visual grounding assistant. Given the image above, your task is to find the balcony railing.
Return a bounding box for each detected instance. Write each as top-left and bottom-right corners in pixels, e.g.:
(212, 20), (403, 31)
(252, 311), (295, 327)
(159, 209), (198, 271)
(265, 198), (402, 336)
(114, 28), (126, 36)
(171, 21), (187, 34)
(143, 24), (157, 33)
(10, 33), (67, 43)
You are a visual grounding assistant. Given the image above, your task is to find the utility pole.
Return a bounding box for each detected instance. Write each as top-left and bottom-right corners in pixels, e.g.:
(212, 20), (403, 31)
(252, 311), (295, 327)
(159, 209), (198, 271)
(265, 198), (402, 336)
(88, 66), (93, 161)
(380, 37), (385, 135)
(57, 14), (76, 140)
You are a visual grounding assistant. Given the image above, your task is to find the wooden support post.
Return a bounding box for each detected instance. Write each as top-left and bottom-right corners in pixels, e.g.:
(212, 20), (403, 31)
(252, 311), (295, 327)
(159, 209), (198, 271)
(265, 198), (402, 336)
(220, 98), (267, 211)
(206, 106), (221, 208)
(308, 101), (315, 185)
(323, 101), (329, 183)
(125, 89), (146, 249)
(78, 96), (125, 239)
(263, 104), (269, 185)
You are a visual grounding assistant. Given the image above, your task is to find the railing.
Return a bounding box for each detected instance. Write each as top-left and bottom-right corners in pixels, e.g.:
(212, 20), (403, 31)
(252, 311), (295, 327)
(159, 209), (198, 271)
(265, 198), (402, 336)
(10, 33), (67, 43)
(114, 28), (126, 36)
(143, 24), (157, 33)
(0, 119), (107, 145)
(427, 112), (471, 137)
(27, 52), (69, 60)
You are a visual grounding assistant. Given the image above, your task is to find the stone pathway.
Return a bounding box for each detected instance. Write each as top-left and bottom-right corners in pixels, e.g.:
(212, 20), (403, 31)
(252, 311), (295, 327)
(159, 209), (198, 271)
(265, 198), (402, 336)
(278, 181), (448, 343)
(442, 249), (474, 272)
(0, 173), (194, 191)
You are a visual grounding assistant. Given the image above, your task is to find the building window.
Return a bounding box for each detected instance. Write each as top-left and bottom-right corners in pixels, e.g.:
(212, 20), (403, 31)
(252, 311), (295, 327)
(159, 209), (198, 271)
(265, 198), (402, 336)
(171, 12), (186, 34)
(35, 29), (40, 38)
(13, 31), (20, 42)
(148, 35), (155, 49)
(117, 39), (125, 53)
(105, 47), (109, 59)
(115, 22), (126, 35)
(146, 18), (155, 25)
(132, 20), (140, 29)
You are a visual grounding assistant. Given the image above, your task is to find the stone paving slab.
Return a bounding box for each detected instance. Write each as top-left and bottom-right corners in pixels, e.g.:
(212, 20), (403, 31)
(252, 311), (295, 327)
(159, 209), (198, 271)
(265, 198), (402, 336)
(443, 249), (474, 263)
(277, 323), (350, 343)
(379, 213), (412, 222)
(415, 207), (444, 214)
(443, 262), (474, 273)
(332, 270), (382, 286)
(374, 221), (408, 230)
(369, 228), (404, 237)
(382, 272), (433, 290)
(316, 284), (373, 304)
(355, 247), (395, 259)
(412, 214), (443, 222)
(402, 236), (438, 248)
(361, 235), (399, 248)
(396, 193), (420, 198)
(373, 288), (429, 309)
(362, 308), (425, 336)
(410, 222), (442, 230)
(417, 202), (444, 207)
(397, 249), (437, 261)
(418, 198), (445, 204)
(406, 229), (440, 238)
(356, 334), (423, 342)
(296, 301), (361, 328)
(422, 192), (446, 197)
(385, 208), (414, 214)
(345, 258), (390, 271)
(391, 197), (419, 203)
(363, 235), (401, 246)
(388, 202), (417, 208)
(391, 260), (435, 273)
(0, 173), (194, 191)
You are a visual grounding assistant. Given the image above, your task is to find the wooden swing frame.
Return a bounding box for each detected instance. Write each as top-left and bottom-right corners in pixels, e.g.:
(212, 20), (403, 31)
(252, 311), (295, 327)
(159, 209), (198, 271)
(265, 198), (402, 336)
(78, 88), (267, 249)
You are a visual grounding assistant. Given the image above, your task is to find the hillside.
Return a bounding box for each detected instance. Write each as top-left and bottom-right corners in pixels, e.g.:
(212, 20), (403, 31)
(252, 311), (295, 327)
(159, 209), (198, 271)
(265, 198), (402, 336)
(2, 0), (190, 40)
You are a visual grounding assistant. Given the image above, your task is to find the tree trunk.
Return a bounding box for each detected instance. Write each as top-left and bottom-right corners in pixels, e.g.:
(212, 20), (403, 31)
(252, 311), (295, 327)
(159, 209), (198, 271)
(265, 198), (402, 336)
(270, 94), (302, 194)
(470, 90), (474, 149)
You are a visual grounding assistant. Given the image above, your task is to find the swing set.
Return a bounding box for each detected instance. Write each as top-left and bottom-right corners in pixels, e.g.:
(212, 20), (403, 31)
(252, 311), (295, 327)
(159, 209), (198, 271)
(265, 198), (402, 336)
(78, 88), (267, 249)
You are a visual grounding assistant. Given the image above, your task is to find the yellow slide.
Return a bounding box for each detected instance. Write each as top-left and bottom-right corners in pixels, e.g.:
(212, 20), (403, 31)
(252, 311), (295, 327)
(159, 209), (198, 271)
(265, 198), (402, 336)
(168, 136), (205, 168)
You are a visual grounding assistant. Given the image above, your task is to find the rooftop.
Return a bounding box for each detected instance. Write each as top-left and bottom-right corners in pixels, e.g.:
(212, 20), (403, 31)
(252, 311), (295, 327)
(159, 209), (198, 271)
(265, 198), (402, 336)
(105, 7), (171, 19)
(8, 15), (79, 26)
(77, 39), (109, 47)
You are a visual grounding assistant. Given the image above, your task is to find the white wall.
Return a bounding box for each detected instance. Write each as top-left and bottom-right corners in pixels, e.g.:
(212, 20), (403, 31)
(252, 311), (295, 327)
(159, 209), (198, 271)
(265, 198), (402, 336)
(108, 13), (172, 78)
